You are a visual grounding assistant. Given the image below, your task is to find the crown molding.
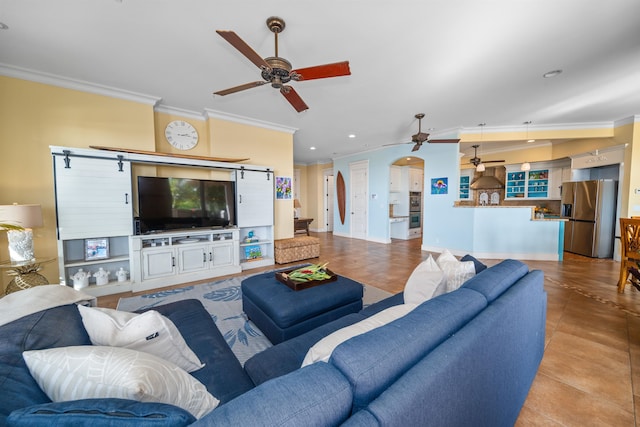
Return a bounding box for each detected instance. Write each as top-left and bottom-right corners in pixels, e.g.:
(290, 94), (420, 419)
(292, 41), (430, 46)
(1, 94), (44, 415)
(154, 105), (206, 121)
(0, 63), (161, 106)
(204, 108), (297, 134)
(614, 115), (640, 127)
(460, 121), (614, 135)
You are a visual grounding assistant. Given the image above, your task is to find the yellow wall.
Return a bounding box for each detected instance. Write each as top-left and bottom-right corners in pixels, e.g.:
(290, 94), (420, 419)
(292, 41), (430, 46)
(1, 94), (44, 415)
(0, 76), (294, 292)
(616, 121), (640, 218)
(294, 162), (333, 231)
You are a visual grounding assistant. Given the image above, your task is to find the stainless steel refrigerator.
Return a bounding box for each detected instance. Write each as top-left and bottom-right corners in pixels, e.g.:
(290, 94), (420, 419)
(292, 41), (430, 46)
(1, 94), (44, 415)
(561, 180), (617, 258)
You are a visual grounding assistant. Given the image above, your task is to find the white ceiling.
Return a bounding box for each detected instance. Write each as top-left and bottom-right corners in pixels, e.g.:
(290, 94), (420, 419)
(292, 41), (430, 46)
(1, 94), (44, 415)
(1, 0), (639, 164)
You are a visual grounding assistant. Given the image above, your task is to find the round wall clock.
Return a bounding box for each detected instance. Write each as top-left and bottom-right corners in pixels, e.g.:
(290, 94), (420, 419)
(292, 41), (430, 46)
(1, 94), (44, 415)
(165, 120), (199, 150)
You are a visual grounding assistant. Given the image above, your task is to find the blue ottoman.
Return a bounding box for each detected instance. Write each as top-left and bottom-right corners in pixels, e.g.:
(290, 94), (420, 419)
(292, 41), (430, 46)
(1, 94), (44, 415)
(241, 271), (364, 344)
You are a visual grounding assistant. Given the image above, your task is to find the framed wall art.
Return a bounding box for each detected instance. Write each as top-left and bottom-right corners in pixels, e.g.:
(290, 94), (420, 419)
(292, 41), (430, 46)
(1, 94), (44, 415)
(85, 238), (109, 261)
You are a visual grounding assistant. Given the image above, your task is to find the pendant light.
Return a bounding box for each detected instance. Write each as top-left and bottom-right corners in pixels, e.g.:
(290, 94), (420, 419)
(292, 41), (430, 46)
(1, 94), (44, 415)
(476, 123), (486, 172)
(521, 121), (532, 171)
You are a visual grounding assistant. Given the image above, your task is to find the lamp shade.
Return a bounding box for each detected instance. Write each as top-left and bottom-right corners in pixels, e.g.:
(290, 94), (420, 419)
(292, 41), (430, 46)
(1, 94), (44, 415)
(0, 204), (43, 229)
(293, 199), (302, 209)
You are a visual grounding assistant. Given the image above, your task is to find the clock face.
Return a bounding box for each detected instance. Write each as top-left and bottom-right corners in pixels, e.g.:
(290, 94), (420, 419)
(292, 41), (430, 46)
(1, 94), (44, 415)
(165, 120), (199, 150)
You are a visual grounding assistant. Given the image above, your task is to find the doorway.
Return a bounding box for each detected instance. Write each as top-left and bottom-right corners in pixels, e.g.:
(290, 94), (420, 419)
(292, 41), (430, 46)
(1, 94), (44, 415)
(389, 157), (424, 241)
(350, 160), (368, 240)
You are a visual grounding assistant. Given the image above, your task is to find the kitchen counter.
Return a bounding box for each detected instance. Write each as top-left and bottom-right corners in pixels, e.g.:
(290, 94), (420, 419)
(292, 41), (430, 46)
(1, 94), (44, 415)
(444, 205), (565, 261)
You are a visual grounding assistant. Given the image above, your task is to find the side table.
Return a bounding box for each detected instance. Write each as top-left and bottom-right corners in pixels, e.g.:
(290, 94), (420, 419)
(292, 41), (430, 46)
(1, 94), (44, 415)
(0, 258), (54, 295)
(294, 218), (314, 236)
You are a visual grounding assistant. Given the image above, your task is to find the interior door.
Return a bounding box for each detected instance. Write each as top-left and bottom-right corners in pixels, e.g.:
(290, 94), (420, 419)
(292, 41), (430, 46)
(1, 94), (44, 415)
(349, 161), (368, 240)
(324, 173), (334, 232)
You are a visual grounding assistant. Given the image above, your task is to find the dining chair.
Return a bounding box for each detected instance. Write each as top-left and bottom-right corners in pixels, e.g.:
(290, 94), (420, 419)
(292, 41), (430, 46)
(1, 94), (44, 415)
(618, 217), (640, 293)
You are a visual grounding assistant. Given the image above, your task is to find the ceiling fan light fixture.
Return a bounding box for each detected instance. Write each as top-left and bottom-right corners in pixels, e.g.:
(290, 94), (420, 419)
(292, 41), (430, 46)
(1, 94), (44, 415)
(476, 163), (486, 172)
(521, 162), (531, 171)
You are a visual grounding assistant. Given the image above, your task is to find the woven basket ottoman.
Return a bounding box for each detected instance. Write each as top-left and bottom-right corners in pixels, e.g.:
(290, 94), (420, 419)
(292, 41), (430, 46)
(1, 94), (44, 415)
(274, 236), (320, 264)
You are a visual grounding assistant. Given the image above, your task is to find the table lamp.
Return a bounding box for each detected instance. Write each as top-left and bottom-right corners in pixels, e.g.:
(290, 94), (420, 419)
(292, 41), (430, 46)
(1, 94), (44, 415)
(0, 204), (44, 262)
(293, 199), (301, 219)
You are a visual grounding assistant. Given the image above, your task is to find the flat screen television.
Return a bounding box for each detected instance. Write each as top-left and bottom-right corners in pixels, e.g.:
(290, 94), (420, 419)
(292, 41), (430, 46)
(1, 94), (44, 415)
(137, 176), (236, 234)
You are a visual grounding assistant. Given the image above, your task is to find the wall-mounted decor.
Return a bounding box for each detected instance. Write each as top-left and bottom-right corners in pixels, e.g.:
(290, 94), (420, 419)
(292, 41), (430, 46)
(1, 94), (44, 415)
(85, 238), (109, 261)
(336, 171), (346, 224)
(276, 176), (292, 200)
(431, 177), (448, 195)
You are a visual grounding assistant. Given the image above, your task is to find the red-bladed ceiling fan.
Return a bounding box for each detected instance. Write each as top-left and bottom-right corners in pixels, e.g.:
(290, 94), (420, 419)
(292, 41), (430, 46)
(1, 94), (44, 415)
(385, 114), (460, 152)
(213, 16), (351, 112)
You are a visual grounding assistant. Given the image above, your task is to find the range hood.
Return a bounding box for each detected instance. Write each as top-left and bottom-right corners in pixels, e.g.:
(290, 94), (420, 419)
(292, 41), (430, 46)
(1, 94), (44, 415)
(470, 169), (504, 190)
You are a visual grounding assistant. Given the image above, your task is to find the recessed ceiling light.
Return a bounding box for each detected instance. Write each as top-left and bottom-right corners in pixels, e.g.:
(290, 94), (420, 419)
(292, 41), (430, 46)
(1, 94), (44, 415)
(0, 22), (9, 30)
(543, 69), (562, 78)
(310, 146), (316, 150)
(348, 134), (356, 139)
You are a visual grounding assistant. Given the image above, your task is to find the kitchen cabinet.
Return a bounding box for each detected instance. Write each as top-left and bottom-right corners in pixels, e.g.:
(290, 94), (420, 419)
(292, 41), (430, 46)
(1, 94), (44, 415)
(505, 161), (567, 200)
(389, 192), (401, 204)
(409, 168), (423, 191)
(389, 166), (403, 191)
(459, 169), (474, 200)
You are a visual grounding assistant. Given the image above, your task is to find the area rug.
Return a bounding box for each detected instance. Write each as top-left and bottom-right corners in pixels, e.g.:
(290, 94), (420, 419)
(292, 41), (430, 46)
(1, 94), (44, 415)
(117, 269), (392, 366)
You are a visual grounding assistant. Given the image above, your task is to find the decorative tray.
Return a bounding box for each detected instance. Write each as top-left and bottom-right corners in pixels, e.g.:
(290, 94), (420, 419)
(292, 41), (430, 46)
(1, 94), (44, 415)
(275, 268), (337, 291)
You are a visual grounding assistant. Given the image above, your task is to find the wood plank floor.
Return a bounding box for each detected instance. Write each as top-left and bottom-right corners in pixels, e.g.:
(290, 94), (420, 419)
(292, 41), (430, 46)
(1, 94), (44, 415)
(98, 233), (640, 426)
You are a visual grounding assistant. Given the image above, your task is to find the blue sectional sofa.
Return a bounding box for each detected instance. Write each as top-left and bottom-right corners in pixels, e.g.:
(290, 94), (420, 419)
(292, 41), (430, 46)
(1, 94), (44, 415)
(1, 258), (546, 426)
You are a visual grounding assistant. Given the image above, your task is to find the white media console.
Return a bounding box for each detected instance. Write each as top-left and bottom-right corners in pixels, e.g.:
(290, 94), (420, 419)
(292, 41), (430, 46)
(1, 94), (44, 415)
(50, 146), (274, 297)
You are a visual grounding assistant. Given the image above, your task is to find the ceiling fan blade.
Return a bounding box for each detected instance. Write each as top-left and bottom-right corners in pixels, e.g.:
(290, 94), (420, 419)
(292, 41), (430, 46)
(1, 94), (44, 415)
(483, 160), (506, 164)
(292, 61), (351, 81)
(428, 138), (460, 144)
(280, 86), (309, 112)
(216, 30), (270, 69)
(411, 143), (422, 152)
(214, 81), (267, 96)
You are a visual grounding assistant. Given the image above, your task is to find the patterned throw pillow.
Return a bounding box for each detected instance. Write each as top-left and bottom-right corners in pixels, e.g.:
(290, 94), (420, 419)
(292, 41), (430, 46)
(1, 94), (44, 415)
(436, 249), (476, 293)
(77, 305), (204, 372)
(22, 346), (218, 419)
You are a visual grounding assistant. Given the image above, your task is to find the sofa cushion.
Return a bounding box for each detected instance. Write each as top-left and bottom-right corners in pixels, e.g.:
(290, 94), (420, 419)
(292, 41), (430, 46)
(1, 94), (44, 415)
(343, 269), (546, 427)
(461, 254), (487, 273)
(77, 305), (204, 372)
(329, 288), (488, 412)
(0, 304), (92, 425)
(7, 399), (195, 427)
(461, 259), (528, 303)
(436, 249), (476, 293)
(192, 362), (353, 427)
(244, 312), (366, 385)
(302, 303), (417, 367)
(146, 299), (255, 404)
(403, 255), (446, 305)
(23, 346), (219, 419)
(244, 293), (407, 386)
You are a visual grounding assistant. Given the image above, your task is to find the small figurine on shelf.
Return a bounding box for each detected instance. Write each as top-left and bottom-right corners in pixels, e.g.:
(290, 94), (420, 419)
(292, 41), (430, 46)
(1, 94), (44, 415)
(71, 268), (90, 290)
(93, 267), (110, 286)
(244, 230), (258, 243)
(116, 267), (128, 283)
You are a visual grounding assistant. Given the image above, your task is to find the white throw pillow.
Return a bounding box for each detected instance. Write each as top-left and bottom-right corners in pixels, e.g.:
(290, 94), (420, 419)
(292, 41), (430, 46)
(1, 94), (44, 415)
(77, 305), (204, 373)
(403, 255), (447, 305)
(23, 346), (219, 419)
(301, 303), (416, 367)
(436, 249), (476, 294)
